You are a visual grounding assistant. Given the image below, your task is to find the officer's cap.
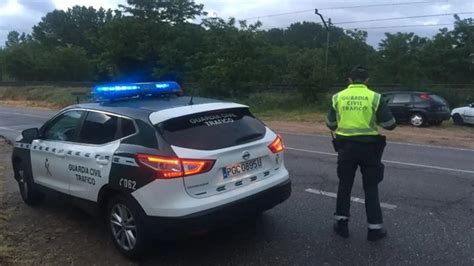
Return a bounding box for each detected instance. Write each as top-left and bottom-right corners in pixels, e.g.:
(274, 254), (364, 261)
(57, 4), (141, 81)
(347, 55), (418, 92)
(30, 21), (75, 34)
(349, 66), (369, 81)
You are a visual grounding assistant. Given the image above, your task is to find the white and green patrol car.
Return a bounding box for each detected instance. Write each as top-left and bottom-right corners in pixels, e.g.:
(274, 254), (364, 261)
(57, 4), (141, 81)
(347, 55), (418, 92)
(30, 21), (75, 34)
(11, 82), (291, 258)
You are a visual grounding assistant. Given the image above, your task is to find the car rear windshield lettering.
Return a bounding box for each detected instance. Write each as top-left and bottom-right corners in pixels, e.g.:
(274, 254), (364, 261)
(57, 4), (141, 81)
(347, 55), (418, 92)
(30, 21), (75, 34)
(189, 113), (238, 127)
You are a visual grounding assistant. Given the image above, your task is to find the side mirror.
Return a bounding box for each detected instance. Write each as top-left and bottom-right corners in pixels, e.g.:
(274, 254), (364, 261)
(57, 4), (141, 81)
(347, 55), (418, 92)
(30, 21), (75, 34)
(21, 128), (40, 141)
(469, 103), (474, 108)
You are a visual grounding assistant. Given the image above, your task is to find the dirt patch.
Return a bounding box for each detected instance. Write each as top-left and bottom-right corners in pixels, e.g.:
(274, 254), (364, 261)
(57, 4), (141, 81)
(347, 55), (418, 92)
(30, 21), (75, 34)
(266, 120), (474, 149)
(0, 139), (15, 264)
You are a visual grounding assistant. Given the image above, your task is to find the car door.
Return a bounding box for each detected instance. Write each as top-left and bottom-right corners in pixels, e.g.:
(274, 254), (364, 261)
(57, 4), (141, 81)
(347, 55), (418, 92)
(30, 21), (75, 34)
(30, 110), (85, 194)
(464, 104), (474, 124)
(66, 111), (123, 202)
(388, 93), (412, 121)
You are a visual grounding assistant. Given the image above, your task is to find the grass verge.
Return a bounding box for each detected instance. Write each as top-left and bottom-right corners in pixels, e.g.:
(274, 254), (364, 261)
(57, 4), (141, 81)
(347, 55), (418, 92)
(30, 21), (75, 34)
(0, 86), (89, 108)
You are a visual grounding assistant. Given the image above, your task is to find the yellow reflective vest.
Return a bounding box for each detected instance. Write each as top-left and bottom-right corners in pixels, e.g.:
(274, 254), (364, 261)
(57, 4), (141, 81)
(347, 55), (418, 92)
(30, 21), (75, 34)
(332, 84), (381, 136)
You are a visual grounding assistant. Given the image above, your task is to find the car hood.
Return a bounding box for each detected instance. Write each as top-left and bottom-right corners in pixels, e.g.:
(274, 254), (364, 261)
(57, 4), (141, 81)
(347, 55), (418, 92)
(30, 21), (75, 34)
(451, 106), (469, 115)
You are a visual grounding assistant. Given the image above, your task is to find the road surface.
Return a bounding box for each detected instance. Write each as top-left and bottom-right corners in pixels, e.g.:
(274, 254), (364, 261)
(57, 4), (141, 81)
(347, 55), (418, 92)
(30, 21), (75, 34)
(0, 106), (473, 265)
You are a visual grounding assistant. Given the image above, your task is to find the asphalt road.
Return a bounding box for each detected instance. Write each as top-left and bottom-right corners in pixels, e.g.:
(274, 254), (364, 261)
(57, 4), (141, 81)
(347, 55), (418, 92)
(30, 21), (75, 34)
(0, 106), (473, 265)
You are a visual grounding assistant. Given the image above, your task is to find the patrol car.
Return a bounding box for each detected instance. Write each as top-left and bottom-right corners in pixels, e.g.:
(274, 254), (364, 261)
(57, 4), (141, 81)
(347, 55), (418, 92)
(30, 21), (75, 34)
(11, 82), (291, 258)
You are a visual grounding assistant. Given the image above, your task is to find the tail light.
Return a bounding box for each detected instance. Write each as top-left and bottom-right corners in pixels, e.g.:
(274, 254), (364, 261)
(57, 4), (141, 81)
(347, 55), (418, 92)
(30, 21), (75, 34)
(268, 135), (285, 153)
(136, 154), (215, 179)
(420, 94), (430, 101)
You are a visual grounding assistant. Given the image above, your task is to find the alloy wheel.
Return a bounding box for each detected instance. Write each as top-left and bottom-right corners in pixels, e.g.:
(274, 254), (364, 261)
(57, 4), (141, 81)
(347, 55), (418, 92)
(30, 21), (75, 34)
(410, 114), (424, 127)
(110, 203), (137, 251)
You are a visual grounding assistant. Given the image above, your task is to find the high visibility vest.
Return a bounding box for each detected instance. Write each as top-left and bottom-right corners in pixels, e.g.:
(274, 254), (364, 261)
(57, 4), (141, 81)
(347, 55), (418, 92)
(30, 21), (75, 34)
(332, 84), (381, 136)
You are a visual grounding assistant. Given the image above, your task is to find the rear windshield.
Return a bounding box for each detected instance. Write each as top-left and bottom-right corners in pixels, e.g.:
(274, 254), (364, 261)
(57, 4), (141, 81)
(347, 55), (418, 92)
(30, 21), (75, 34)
(430, 94), (448, 105)
(156, 108), (266, 150)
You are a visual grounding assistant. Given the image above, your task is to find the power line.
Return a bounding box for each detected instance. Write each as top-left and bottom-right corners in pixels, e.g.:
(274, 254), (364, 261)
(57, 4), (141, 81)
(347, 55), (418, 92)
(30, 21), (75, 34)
(334, 12), (474, 25)
(260, 11), (472, 30)
(242, 1), (442, 20)
(347, 23), (453, 30)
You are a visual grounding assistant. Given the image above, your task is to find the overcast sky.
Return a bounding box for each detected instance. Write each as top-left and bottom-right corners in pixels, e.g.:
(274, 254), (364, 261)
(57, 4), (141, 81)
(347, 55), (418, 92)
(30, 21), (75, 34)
(0, 0), (472, 47)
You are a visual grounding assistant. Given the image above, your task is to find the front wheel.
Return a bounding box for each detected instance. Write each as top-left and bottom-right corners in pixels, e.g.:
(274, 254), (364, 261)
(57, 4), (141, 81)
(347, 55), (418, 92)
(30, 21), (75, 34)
(452, 114), (464, 125)
(17, 166), (44, 206)
(409, 113), (426, 127)
(107, 195), (148, 259)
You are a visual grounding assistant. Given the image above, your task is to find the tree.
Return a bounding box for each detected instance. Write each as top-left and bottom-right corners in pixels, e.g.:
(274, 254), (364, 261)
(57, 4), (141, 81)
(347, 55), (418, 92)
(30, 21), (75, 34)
(32, 6), (117, 54)
(121, 0), (206, 23)
(47, 46), (93, 81)
(330, 30), (375, 82)
(196, 18), (271, 96)
(5, 31), (20, 48)
(3, 43), (39, 81)
(377, 32), (429, 86)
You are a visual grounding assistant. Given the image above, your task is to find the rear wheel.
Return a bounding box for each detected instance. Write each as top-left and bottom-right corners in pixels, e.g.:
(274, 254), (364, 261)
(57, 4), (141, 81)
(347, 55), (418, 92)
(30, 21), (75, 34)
(452, 114), (464, 125)
(409, 113), (426, 127)
(16, 165), (44, 206)
(107, 194), (148, 260)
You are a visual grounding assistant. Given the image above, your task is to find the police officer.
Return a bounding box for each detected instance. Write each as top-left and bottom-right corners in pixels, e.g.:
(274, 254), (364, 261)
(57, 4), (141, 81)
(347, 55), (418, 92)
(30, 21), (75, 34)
(326, 66), (396, 241)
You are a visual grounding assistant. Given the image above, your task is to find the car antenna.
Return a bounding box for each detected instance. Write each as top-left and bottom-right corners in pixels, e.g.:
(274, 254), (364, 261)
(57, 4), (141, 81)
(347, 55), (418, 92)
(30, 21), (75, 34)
(188, 87), (194, 105)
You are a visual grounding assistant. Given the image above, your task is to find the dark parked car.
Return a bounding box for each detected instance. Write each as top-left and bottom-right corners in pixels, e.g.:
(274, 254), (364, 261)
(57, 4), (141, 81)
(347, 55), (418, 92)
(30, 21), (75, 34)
(382, 91), (451, 127)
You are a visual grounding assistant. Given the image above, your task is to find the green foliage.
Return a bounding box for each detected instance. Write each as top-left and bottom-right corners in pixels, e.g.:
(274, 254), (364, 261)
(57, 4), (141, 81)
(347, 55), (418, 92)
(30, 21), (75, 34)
(121, 0), (206, 23)
(1, 0), (472, 102)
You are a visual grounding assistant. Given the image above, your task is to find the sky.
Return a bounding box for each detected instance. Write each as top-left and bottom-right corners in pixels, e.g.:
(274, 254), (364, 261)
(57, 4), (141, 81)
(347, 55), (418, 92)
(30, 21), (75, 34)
(0, 0), (473, 47)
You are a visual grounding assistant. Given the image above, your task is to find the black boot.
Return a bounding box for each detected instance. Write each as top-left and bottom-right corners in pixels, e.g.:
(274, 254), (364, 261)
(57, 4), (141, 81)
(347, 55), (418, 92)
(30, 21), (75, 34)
(367, 228), (387, 241)
(333, 219), (349, 238)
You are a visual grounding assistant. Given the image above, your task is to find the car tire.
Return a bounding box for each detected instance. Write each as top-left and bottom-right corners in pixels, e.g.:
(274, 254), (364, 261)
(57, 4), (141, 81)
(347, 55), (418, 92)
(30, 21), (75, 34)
(107, 194), (148, 260)
(452, 114), (464, 125)
(16, 164), (44, 206)
(409, 113), (426, 127)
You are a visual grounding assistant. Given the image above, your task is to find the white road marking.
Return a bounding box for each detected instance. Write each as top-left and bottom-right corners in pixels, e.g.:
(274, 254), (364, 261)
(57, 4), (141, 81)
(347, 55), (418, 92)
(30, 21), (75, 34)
(279, 131), (474, 152)
(305, 188), (398, 210)
(287, 147), (474, 175)
(0, 126), (21, 132)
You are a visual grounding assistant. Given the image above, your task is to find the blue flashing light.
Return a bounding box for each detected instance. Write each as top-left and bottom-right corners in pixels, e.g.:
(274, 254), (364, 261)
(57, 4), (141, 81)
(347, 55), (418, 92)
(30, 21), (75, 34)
(92, 81), (182, 101)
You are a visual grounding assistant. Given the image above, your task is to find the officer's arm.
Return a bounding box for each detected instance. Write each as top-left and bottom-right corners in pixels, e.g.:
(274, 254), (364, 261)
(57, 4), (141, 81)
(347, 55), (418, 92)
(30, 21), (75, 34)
(326, 106), (338, 131)
(376, 98), (397, 130)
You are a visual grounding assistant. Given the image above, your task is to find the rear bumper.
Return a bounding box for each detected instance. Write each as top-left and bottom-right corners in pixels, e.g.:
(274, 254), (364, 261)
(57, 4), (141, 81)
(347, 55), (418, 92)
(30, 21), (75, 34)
(144, 178), (291, 236)
(426, 111), (451, 121)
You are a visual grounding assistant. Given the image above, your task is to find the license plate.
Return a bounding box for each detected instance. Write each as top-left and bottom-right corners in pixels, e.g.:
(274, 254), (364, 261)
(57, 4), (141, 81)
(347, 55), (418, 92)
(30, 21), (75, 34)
(223, 157), (263, 179)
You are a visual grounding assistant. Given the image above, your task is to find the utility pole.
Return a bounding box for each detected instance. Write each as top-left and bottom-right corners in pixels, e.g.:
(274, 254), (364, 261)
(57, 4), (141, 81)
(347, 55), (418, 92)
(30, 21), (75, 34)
(315, 9), (331, 76)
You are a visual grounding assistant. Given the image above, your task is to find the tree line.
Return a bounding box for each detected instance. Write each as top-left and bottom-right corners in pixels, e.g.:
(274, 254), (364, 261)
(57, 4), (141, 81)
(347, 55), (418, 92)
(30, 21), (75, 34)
(0, 0), (472, 99)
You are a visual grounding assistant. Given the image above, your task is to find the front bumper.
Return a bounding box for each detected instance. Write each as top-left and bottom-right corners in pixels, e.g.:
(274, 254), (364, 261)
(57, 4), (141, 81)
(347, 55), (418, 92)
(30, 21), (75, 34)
(144, 178), (291, 236)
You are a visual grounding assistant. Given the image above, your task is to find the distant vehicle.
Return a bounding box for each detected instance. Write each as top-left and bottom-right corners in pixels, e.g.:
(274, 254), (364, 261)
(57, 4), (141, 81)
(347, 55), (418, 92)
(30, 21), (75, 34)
(382, 91), (451, 127)
(451, 103), (474, 125)
(11, 82), (291, 258)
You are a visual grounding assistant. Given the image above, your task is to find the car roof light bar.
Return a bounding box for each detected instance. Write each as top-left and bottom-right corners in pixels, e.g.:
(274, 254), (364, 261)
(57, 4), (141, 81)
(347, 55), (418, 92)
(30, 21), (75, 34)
(92, 81), (182, 101)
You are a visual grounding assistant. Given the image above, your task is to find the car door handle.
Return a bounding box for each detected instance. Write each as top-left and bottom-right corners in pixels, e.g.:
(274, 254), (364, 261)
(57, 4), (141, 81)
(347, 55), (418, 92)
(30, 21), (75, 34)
(96, 158), (110, 165)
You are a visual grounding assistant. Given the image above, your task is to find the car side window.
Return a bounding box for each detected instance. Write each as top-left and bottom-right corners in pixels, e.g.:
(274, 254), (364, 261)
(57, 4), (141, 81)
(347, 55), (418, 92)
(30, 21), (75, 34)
(43, 110), (84, 142)
(412, 95), (423, 102)
(383, 94), (394, 103)
(391, 94), (411, 104)
(120, 118), (137, 138)
(78, 112), (119, 145)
